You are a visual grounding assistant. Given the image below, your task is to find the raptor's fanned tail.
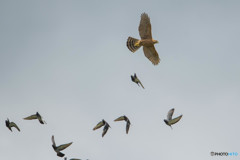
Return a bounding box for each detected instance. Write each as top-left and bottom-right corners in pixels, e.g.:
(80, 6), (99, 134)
(127, 37), (141, 52)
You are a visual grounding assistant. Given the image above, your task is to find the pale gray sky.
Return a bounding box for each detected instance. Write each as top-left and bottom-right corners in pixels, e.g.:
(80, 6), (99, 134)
(0, 0), (240, 160)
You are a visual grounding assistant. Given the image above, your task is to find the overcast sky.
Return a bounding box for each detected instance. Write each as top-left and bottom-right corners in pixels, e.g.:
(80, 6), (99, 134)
(0, 0), (240, 160)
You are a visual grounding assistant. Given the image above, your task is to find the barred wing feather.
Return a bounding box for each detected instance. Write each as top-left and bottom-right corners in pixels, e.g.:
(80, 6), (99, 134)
(138, 13), (152, 39)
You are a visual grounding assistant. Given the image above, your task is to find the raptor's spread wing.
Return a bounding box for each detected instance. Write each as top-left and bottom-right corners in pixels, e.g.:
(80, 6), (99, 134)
(138, 13), (152, 39)
(143, 46), (160, 65)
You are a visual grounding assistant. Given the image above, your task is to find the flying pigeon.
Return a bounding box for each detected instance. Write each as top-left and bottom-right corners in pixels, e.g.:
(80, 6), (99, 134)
(51, 135), (73, 157)
(93, 119), (110, 137)
(131, 73), (144, 89)
(114, 115), (131, 134)
(23, 112), (46, 124)
(5, 118), (20, 132)
(164, 108), (182, 129)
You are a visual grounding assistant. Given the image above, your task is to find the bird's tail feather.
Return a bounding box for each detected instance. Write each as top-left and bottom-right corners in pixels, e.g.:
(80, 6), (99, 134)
(127, 37), (141, 52)
(139, 82), (144, 89)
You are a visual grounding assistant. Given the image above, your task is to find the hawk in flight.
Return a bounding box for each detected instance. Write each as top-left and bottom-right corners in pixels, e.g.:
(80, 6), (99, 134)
(127, 13), (160, 65)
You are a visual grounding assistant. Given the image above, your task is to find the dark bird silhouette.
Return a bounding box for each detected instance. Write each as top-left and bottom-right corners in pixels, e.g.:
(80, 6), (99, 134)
(131, 73), (144, 89)
(23, 112), (46, 124)
(51, 135), (73, 157)
(114, 115), (131, 134)
(164, 108), (182, 129)
(93, 119), (110, 137)
(5, 118), (20, 132)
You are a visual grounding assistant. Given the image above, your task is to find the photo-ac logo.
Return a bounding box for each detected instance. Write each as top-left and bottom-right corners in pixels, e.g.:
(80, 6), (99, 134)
(210, 151), (238, 156)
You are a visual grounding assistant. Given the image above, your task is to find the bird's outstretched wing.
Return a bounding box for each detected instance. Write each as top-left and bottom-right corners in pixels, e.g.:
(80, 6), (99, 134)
(143, 46), (160, 65)
(10, 122), (20, 131)
(167, 108), (175, 121)
(93, 120), (105, 130)
(138, 13), (152, 39)
(114, 116), (125, 122)
(51, 135), (56, 147)
(57, 142), (73, 151)
(126, 121), (131, 134)
(169, 115), (182, 125)
(23, 114), (37, 120)
(102, 124), (110, 137)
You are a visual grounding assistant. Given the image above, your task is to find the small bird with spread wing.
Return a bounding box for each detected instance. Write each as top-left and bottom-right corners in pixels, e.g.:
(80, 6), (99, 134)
(114, 115), (131, 134)
(51, 135), (73, 157)
(93, 119), (111, 137)
(127, 13), (160, 65)
(23, 112), (46, 124)
(131, 73), (144, 89)
(164, 108), (183, 129)
(5, 118), (20, 132)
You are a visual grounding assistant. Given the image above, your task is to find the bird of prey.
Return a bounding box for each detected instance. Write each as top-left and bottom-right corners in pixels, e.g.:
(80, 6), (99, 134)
(23, 112), (46, 124)
(5, 118), (20, 132)
(51, 135), (73, 157)
(164, 108), (183, 129)
(93, 119), (111, 137)
(114, 115), (131, 134)
(131, 73), (144, 89)
(127, 13), (160, 65)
